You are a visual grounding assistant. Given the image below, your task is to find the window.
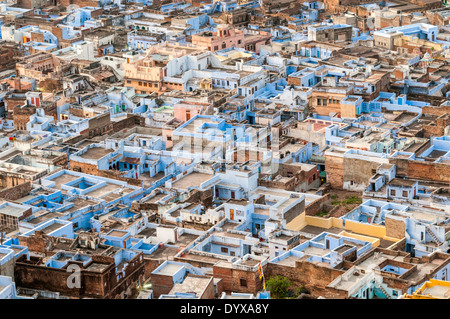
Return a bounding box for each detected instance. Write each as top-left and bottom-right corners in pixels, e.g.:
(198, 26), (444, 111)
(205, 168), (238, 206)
(221, 247), (228, 253)
(240, 278), (247, 287)
(230, 251), (235, 256)
(402, 191), (408, 197)
(390, 189), (396, 197)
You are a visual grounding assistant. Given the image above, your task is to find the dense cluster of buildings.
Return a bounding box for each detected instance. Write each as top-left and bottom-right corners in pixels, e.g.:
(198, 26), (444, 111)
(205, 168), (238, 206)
(0, 0), (449, 300)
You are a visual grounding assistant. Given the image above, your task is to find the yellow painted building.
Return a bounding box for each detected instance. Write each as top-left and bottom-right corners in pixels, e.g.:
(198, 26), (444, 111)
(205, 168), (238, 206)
(402, 279), (450, 299)
(286, 212), (401, 247)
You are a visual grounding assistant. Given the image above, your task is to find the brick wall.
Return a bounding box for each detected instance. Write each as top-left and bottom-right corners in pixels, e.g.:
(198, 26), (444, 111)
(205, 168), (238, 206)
(13, 106), (36, 130)
(0, 181), (31, 201)
(131, 202), (159, 212)
(143, 258), (163, 280)
(390, 157), (450, 183)
(422, 105), (450, 116)
(15, 257), (84, 297)
(284, 200), (305, 224)
(343, 157), (382, 187)
(15, 250), (145, 299)
(112, 115), (144, 134)
(287, 76), (302, 87)
(305, 194), (330, 216)
(18, 231), (56, 255)
(184, 188), (213, 209)
(59, 0), (101, 7)
(70, 160), (99, 176)
(31, 31), (44, 43)
(198, 276), (215, 299)
(325, 153), (344, 189)
(151, 273), (174, 298)
(258, 176), (297, 191)
(266, 260), (346, 298)
(69, 107), (86, 118)
(0, 257), (14, 278)
(213, 265), (264, 295)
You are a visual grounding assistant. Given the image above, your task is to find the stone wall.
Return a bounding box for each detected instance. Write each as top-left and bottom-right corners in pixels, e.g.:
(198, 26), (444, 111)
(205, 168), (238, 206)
(14, 250), (145, 299)
(0, 181), (31, 201)
(325, 153), (344, 189)
(284, 199), (306, 224)
(151, 273), (174, 298)
(266, 260), (347, 298)
(213, 264), (264, 295)
(390, 157), (450, 183)
(305, 194), (330, 216)
(343, 156), (382, 191)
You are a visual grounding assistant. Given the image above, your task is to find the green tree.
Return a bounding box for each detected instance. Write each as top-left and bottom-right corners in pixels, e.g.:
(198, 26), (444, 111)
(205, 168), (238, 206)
(266, 276), (291, 299)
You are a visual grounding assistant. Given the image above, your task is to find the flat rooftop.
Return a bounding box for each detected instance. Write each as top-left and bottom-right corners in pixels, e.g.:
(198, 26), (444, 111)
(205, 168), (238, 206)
(84, 262), (109, 272)
(86, 183), (122, 198)
(422, 285), (450, 298)
(302, 245), (329, 257)
(298, 225), (343, 236)
(154, 263), (184, 276)
(0, 205), (27, 217)
(169, 275), (211, 296)
(64, 198), (98, 213)
(146, 246), (179, 259)
(388, 178), (417, 187)
(171, 172), (213, 190)
(274, 254), (308, 267)
(180, 252), (223, 265)
(108, 230), (129, 238)
(177, 233), (199, 246)
(50, 173), (79, 188)
(40, 223), (65, 234)
(79, 147), (111, 160)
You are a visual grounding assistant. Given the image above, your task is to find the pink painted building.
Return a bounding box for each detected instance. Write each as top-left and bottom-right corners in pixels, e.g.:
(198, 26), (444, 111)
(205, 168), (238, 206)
(192, 25), (245, 52)
(174, 101), (212, 122)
